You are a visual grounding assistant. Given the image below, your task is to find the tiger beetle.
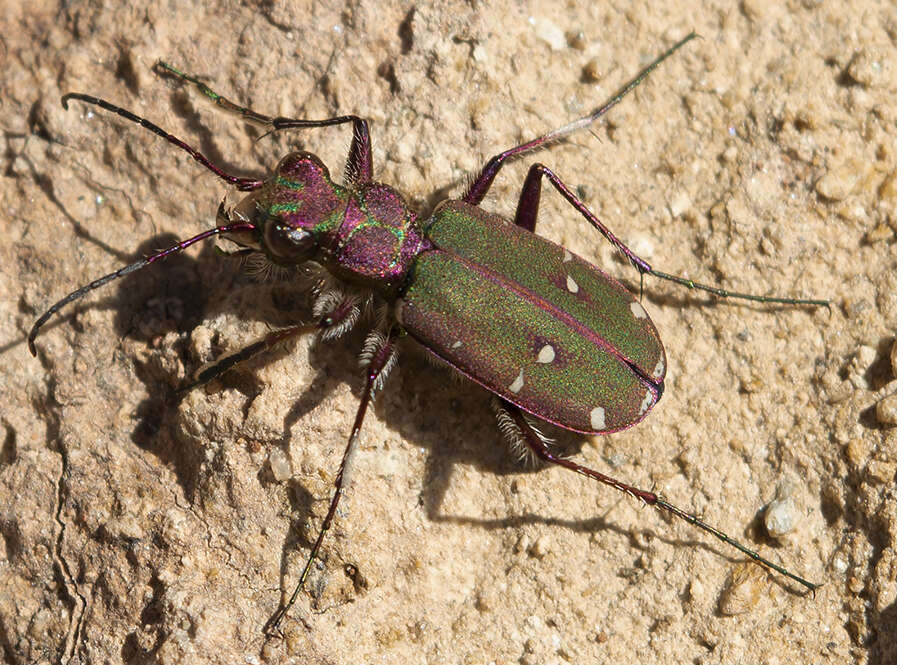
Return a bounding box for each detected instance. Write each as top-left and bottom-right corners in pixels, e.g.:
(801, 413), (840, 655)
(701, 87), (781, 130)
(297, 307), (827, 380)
(29, 33), (829, 632)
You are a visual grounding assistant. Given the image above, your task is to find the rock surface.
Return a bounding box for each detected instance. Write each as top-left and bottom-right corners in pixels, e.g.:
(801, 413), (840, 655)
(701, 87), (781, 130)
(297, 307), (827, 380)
(2, 2), (894, 664)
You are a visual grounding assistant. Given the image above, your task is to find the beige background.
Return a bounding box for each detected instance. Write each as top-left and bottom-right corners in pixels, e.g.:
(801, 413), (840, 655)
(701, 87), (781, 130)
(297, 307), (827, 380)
(2, 2), (895, 664)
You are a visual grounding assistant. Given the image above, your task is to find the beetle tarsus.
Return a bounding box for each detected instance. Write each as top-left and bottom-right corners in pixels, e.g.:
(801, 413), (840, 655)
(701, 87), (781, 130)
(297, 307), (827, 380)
(503, 398), (820, 593)
(267, 328), (399, 632)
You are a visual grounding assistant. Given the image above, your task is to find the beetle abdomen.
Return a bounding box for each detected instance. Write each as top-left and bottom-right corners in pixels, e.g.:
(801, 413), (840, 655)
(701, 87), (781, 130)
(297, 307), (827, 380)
(399, 201), (665, 434)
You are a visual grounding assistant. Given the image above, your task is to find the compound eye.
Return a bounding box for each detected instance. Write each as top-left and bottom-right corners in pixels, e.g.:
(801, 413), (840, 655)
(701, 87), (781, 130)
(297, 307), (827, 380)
(264, 223), (315, 261)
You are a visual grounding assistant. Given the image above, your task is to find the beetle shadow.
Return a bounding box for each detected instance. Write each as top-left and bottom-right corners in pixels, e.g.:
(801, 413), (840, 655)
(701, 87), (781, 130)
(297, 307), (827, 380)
(365, 351), (817, 596)
(106, 234), (356, 499)
(95, 237), (378, 616)
(84, 239), (819, 603)
(367, 351), (659, 542)
(106, 233), (236, 495)
(20, 149), (138, 265)
(8, 152), (146, 356)
(160, 84), (267, 185)
(869, 600), (897, 665)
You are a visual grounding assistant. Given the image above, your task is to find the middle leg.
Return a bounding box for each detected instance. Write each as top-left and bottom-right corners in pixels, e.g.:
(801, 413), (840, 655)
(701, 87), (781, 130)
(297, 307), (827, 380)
(511, 163), (829, 307)
(266, 326), (400, 633)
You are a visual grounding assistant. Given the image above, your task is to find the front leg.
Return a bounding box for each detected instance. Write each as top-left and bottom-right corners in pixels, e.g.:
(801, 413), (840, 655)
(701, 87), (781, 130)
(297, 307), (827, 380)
(155, 62), (373, 184)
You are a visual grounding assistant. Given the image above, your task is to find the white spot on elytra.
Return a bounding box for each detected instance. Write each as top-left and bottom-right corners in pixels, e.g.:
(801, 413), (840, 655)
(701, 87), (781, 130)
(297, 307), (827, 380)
(566, 274), (579, 293)
(562, 249), (573, 263)
(451, 340), (463, 349)
(653, 356), (665, 379)
(536, 344), (555, 363)
(508, 369), (525, 394)
(639, 390), (654, 416)
(590, 406), (606, 430)
(630, 301), (648, 319)
(394, 298), (405, 325)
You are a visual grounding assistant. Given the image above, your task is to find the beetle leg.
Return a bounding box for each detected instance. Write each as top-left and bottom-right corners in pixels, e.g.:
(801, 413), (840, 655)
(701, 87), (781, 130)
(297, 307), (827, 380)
(500, 399), (820, 592)
(511, 164), (830, 308)
(462, 34), (698, 206)
(154, 62), (373, 184)
(501, 398), (656, 502)
(266, 327), (400, 634)
(512, 162), (651, 272)
(181, 324), (315, 393)
(180, 297), (363, 392)
(492, 396), (549, 465)
(359, 329), (400, 392)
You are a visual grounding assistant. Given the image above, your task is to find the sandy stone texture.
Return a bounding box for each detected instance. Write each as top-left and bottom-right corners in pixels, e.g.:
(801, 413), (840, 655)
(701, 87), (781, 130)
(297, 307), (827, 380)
(2, 2), (895, 664)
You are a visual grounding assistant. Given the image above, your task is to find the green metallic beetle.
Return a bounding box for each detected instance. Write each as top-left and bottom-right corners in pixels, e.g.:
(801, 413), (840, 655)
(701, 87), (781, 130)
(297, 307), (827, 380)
(28, 34), (826, 631)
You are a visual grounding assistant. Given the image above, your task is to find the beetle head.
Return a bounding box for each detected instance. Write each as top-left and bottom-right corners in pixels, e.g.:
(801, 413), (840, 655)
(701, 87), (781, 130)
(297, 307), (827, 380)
(220, 152), (347, 266)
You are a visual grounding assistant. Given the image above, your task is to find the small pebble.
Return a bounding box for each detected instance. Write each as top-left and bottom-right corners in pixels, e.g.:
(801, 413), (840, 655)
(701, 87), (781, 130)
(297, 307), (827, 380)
(832, 555), (848, 575)
(877, 393), (897, 427)
(527, 535), (551, 559)
(867, 459), (897, 484)
(846, 47), (891, 88)
(530, 16), (566, 51)
(815, 164), (859, 201)
(719, 564), (767, 615)
(669, 191), (691, 217)
(845, 437), (872, 468)
(764, 495), (798, 538)
(566, 30), (587, 50)
(582, 58), (602, 82)
(268, 448), (292, 481)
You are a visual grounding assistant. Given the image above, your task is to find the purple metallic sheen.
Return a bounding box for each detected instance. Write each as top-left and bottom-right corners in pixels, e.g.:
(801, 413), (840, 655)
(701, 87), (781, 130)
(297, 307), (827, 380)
(423, 344), (653, 436)
(329, 184), (429, 289)
(357, 183), (413, 229)
(397, 247), (662, 435)
(271, 153), (347, 229)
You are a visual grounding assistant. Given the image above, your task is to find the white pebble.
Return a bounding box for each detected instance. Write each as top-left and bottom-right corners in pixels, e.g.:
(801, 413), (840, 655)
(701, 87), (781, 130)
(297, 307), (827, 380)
(764, 496), (798, 538)
(268, 448), (292, 482)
